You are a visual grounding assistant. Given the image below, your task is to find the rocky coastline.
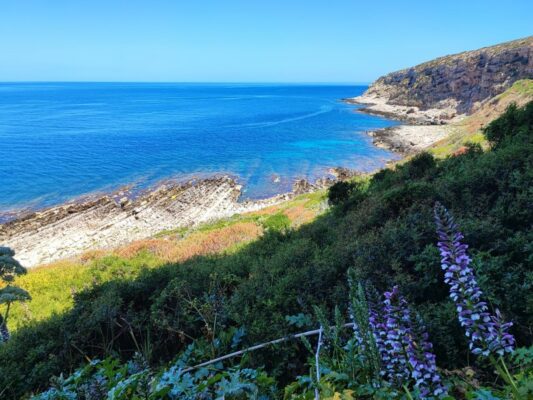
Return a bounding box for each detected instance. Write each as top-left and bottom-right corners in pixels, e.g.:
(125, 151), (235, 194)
(345, 95), (454, 155)
(0, 99), (444, 268)
(346, 36), (532, 155)
(0, 172), (351, 268)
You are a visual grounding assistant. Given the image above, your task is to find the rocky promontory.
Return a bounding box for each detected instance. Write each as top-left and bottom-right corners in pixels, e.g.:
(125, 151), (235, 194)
(353, 36), (532, 123)
(348, 36), (533, 152)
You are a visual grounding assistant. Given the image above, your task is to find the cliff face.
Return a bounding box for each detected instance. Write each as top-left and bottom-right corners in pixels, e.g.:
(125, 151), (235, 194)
(361, 36), (533, 117)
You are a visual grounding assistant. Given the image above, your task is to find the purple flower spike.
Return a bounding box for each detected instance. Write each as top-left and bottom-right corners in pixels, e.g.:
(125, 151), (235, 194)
(367, 288), (388, 370)
(406, 314), (448, 398)
(366, 286), (447, 397)
(380, 287), (447, 398)
(380, 286), (411, 386)
(434, 202), (515, 357)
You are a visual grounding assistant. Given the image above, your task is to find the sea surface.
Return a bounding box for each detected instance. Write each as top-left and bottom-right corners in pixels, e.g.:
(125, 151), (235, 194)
(0, 83), (398, 213)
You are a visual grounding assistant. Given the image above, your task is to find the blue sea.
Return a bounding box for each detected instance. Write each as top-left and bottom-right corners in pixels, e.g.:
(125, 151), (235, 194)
(0, 83), (398, 213)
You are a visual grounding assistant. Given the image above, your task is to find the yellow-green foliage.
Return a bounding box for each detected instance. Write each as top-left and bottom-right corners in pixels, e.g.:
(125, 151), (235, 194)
(430, 129), (487, 158)
(430, 79), (533, 158)
(498, 79), (533, 98)
(7, 252), (162, 331)
(5, 190), (327, 332)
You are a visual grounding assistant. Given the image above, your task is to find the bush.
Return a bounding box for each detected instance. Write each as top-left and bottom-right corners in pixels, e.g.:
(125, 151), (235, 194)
(484, 101), (533, 147)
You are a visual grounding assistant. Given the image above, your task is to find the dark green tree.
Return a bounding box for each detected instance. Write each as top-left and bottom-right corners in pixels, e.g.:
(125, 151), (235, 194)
(483, 101), (533, 147)
(0, 247), (30, 343)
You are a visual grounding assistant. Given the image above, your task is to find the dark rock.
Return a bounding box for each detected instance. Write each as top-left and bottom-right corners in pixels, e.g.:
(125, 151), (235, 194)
(292, 179), (313, 194)
(364, 36), (533, 115)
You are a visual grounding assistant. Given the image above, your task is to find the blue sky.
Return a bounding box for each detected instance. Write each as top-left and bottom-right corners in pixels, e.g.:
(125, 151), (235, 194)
(1, 0), (531, 83)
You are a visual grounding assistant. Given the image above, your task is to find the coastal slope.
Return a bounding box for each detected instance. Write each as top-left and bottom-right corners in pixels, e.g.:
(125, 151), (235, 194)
(349, 37), (533, 154)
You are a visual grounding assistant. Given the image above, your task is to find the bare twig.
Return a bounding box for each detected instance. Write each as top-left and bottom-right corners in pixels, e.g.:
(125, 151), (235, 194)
(315, 325), (323, 400)
(181, 322), (354, 374)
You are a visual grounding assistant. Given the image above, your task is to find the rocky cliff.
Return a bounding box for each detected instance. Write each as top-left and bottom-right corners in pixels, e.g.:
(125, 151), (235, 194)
(354, 36), (533, 122)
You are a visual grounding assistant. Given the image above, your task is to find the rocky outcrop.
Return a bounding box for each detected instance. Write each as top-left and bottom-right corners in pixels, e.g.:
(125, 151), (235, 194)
(0, 177), (291, 267)
(366, 125), (451, 155)
(353, 36), (533, 123)
(0, 172), (343, 267)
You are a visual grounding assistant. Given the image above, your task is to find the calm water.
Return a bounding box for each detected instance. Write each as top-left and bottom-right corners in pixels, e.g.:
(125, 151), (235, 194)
(0, 83), (398, 212)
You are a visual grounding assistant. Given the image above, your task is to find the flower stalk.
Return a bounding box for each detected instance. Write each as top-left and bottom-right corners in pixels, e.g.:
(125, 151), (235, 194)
(366, 285), (447, 398)
(434, 202), (515, 357)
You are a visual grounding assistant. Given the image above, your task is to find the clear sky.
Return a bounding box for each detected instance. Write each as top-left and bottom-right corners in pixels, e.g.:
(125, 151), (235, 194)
(1, 0), (531, 83)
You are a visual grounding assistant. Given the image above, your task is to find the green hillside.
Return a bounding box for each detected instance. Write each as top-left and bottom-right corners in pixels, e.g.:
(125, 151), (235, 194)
(1, 102), (532, 398)
(430, 79), (533, 157)
(5, 191), (326, 333)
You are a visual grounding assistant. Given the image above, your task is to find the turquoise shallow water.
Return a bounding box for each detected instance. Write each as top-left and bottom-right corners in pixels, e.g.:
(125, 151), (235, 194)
(0, 83), (398, 212)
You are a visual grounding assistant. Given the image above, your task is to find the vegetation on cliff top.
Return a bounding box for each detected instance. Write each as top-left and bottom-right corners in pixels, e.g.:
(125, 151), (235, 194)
(0, 102), (532, 398)
(430, 79), (533, 158)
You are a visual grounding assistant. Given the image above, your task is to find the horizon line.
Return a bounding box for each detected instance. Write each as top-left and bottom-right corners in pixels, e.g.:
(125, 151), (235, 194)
(0, 80), (372, 85)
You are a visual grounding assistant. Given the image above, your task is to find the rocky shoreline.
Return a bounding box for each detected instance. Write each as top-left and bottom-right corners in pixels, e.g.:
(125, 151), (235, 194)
(345, 94), (455, 155)
(1, 172), (353, 267)
(363, 124), (451, 155)
(0, 95), (443, 268)
(0, 92), (459, 268)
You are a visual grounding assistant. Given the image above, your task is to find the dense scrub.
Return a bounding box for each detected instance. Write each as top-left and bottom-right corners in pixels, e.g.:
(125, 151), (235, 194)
(0, 102), (532, 398)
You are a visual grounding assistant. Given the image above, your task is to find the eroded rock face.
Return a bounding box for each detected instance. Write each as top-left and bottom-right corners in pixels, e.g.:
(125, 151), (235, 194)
(362, 36), (533, 116)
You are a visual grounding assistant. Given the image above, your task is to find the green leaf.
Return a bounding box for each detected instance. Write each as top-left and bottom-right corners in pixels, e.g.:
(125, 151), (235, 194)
(0, 286), (31, 304)
(285, 313), (312, 328)
(0, 247), (15, 257)
(467, 389), (502, 400)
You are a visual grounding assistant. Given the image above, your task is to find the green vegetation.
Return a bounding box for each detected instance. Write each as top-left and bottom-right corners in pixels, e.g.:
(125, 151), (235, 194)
(8, 252), (163, 330)
(430, 79), (533, 158)
(484, 101), (533, 147)
(4, 191), (325, 333)
(0, 103), (532, 398)
(0, 247), (30, 343)
(430, 128), (486, 158)
(498, 79), (533, 98)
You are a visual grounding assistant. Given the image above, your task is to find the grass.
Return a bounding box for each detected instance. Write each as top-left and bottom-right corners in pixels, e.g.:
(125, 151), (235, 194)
(430, 79), (533, 158)
(5, 190), (328, 332)
(8, 252), (162, 330)
(430, 128), (487, 158)
(498, 79), (533, 98)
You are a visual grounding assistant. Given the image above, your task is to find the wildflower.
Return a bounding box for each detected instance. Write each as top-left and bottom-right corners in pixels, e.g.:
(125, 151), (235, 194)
(348, 277), (382, 382)
(369, 286), (446, 398)
(406, 313), (448, 398)
(366, 286), (389, 380)
(434, 202), (515, 357)
(380, 286), (411, 387)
